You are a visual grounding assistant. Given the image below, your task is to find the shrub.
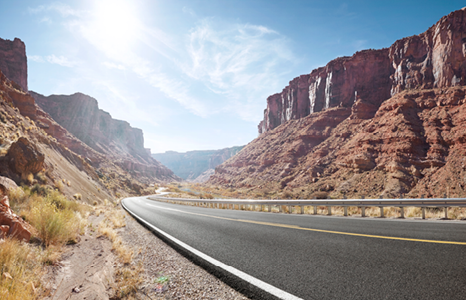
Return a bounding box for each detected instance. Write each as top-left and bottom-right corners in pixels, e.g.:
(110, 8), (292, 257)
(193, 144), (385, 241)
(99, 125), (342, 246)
(26, 198), (78, 246)
(54, 180), (64, 192)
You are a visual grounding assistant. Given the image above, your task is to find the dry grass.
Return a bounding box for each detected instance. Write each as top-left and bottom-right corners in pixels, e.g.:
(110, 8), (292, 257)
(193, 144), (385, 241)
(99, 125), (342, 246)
(96, 206), (143, 299)
(0, 238), (42, 300)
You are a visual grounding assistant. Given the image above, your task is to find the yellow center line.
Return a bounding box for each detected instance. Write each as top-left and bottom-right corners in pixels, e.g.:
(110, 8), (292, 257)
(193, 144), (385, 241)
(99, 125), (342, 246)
(147, 202), (466, 245)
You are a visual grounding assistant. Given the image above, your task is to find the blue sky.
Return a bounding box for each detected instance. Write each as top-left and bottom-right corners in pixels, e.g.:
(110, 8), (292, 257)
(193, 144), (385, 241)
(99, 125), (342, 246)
(0, 1), (464, 153)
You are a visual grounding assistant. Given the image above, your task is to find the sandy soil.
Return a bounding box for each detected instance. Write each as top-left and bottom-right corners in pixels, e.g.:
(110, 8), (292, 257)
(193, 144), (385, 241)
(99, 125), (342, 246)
(42, 207), (250, 300)
(43, 214), (115, 300)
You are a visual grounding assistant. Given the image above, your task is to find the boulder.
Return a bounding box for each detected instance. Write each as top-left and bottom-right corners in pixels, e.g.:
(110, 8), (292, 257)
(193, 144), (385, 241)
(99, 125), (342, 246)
(7, 137), (45, 178)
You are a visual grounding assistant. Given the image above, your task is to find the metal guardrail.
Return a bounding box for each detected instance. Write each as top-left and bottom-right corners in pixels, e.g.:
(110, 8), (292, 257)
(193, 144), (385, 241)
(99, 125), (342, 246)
(148, 196), (466, 219)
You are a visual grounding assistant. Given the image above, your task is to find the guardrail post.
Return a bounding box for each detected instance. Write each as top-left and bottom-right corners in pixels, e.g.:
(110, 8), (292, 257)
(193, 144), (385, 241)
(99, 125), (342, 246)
(327, 206), (332, 215)
(422, 207), (426, 219)
(444, 207), (448, 219)
(344, 206), (348, 216)
(267, 205), (271, 212)
(300, 206), (304, 214)
(361, 207), (366, 217)
(279, 205), (283, 213)
(380, 207), (384, 218)
(313, 206), (317, 215)
(288, 205), (292, 214)
(400, 207), (404, 218)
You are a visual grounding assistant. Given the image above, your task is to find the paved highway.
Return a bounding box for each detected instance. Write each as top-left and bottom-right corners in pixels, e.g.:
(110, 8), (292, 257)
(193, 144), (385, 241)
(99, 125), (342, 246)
(123, 196), (466, 300)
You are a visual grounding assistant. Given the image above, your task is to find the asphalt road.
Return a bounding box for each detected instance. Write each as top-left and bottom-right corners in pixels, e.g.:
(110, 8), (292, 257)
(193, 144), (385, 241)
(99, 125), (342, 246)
(123, 196), (466, 300)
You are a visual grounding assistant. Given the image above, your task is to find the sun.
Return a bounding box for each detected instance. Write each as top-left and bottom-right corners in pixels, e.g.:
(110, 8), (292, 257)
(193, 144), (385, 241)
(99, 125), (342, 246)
(91, 0), (141, 53)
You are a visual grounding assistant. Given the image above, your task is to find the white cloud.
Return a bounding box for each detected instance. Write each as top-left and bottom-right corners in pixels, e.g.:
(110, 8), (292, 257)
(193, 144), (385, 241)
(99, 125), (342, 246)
(28, 55), (45, 63)
(46, 55), (79, 67)
(28, 3), (83, 18)
(28, 3), (296, 123)
(102, 62), (126, 70)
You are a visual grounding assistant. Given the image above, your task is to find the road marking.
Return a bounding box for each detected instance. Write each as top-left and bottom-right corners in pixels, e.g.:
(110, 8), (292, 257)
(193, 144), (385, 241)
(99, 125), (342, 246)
(124, 198), (303, 300)
(145, 202), (466, 245)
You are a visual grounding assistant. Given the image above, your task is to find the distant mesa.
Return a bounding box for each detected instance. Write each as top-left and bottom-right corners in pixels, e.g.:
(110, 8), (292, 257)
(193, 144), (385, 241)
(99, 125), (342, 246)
(153, 146), (244, 182)
(210, 8), (466, 199)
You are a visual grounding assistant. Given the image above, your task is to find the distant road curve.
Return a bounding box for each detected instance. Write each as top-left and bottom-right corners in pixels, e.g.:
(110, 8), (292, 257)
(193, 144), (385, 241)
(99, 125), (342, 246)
(122, 196), (466, 300)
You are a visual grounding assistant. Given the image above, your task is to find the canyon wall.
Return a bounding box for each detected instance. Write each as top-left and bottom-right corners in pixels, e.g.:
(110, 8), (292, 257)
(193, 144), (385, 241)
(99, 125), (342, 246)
(0, 37), (27, 92)
(31, 91), (179, 182)
(210, 8), (466, 199)
(153, 146), (244, 181)
(259, 8), (466, 134)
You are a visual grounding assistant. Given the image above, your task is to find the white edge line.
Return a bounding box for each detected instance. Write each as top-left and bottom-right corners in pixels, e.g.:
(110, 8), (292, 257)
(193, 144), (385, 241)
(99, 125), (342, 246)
(122, 198), (304, 300)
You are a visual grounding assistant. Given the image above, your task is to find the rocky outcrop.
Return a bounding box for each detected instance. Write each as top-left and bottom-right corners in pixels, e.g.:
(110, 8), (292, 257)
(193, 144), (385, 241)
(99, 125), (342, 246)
(0, 38), (27, 91)
(30, 91), (179, 183)
(0, 195), (33, 241)
(7, 137), (45, 179)
(153, 146), (244, 180)
(0, 179), (34, 241)
(259, 8), (466, 134)
(210, 8), (466, 199)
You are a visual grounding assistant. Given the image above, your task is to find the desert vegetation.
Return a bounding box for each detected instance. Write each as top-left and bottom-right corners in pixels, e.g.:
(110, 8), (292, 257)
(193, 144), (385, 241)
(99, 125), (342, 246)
(158, 183), (466, 220)
(0, 185), (88, 299)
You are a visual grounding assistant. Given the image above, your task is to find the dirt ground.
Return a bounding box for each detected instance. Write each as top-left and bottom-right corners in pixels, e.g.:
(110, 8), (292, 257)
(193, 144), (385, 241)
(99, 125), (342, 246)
(42, 213), (115, 300)
(42, 206), (249, 300)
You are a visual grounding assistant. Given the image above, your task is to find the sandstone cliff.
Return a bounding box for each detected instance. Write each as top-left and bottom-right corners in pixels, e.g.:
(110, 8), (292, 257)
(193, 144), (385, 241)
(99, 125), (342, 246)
(30, 91), (179, 182)
(0, 37), (27, 92)
(210, 8), (466, 199)
(259, 8), (466, 134)
(153, 146), (244, 181)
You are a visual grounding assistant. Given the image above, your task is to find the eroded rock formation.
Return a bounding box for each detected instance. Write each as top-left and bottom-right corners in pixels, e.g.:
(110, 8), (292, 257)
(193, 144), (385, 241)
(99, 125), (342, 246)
(0, 37), (27, 92)
(259, 8), (466, 134)
(210, 8), (466, 199)
(31, 92), (178, 182)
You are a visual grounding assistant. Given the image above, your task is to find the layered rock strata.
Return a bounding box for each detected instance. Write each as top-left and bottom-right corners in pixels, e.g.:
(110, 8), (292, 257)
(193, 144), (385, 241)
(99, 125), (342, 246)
(31, 91), (178, 182)
(259, 8), (466, 134)
(210, 8), (466, 198)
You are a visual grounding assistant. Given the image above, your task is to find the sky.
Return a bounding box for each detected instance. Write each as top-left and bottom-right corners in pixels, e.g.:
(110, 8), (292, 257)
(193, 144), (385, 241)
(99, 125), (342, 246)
(0, 0), (464, 153)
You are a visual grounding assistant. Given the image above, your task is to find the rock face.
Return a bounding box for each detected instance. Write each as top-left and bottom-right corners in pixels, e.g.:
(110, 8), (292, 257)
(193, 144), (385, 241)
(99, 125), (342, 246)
(210, 8), (466, 199)
(0, 38), (27, 91)
(0, 179), (34, 242)
(7, 137), (45, 179)
(153, 146), (244, 181)
(31, 91), (179, 182)
(259, 8), (466, 134)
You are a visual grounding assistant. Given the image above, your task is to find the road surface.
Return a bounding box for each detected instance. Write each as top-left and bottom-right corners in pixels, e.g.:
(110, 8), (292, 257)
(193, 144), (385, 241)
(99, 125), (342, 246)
(123, 196), (466, 300)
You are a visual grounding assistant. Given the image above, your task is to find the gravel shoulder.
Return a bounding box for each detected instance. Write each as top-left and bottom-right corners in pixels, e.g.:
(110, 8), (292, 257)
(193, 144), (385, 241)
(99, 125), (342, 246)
(118, 205), (250, 300)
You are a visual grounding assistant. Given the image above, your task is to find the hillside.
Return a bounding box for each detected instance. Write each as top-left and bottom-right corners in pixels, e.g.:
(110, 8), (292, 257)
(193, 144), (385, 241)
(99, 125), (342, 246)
(0, 36), (179, 202)
(208, 8), (466, 199)
(153, 146), (244, 181)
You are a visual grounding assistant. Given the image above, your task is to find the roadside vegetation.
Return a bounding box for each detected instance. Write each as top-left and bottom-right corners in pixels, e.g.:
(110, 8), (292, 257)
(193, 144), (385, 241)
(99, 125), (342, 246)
(159, 183), (466, 220)
(96, 200), (143, 299)
(1, 184), (89, 300)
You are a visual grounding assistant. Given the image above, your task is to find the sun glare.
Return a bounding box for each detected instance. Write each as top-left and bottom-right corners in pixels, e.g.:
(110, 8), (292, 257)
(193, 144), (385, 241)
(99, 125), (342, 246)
(91, 0), (140, 52)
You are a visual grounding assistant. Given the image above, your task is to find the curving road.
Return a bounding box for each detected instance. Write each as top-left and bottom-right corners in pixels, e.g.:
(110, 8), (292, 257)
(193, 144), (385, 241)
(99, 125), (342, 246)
(123, 196), (466, 300)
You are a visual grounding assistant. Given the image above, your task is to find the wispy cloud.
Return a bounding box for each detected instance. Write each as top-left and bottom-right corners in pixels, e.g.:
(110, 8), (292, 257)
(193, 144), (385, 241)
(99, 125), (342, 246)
(102, 62), (126, 70)
(28, 54), (79, 67)
(28, 3), (84, 18)
(46, 55), (79, 67)
(28, 3), (296, 122)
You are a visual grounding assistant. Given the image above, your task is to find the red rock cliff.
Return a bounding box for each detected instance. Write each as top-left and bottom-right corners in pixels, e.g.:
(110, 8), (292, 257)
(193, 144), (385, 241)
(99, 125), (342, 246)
(30, 91), (179, 181)
(0, 38), (27, 92)
(210, 8), (466, 199)
(259, 8), (466, 134)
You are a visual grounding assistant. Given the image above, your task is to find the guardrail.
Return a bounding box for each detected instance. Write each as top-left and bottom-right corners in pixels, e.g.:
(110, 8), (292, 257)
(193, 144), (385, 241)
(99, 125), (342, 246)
(148, 195), (466, 219)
